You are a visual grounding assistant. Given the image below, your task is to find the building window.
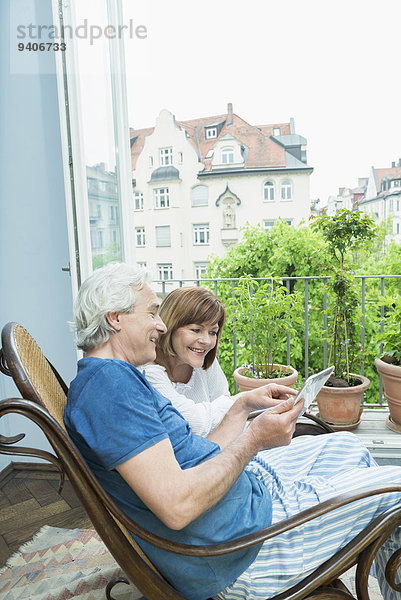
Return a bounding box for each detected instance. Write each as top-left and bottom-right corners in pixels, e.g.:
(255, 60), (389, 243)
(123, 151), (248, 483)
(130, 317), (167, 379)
(149, 156), (153, 168)
(134, 192), (144, 211)
(263, 220), (275, 231)
(135, 227), (145, 247)
(281, 179), (292, 200)
(193, 223), (210, 245)
(263, 181), (275, 202)
(97, 204), (102, 218)
(191, 185), (209, 207)
(158, 263), (173, 280)
(273, 127), (281, 136)
(194, 262), (209, 279)
(155, 225), (171, 247)
(136, 261), (147, 268)
(397, 223), (400, 235)
(154, 187), (170, 209)
(221, 146), (234, 164)
(160, 147), (173, 166)
(397, 200), (400, 212)
(205, 127), (217, 139)
(284, 219), (293, 226)
(178, 152), (183, 164)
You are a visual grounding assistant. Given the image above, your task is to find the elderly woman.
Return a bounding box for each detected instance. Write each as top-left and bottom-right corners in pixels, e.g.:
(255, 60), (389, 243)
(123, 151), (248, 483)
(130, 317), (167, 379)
(143, 287), (234, 435)
(65, 263), (401, 600)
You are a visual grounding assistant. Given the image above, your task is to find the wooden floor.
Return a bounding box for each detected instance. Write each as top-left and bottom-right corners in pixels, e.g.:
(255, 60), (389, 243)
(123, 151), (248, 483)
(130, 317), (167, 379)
(0, 462), (93, 568)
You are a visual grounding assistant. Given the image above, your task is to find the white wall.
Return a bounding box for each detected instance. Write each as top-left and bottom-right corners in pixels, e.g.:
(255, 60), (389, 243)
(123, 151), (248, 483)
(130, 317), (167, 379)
(0, 0), (76, 470)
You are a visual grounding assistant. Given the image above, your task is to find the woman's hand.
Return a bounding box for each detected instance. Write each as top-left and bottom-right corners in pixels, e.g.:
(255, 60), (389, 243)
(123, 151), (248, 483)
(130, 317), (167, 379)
(238, 383), (297, 413)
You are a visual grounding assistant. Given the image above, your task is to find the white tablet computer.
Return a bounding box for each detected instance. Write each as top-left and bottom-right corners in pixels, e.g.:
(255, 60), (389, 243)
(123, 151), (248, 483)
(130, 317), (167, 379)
(248, 365), (334, 419)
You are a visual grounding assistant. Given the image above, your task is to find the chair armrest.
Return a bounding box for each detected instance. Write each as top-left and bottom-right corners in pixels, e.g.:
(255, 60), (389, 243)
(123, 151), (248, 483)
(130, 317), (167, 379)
(1, 397), (401, 559)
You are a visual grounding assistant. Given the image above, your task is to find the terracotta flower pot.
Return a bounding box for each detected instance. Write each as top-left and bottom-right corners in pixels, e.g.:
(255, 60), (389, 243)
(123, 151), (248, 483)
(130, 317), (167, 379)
(316, 374), (370, 429)
(375, 357), (401, 428)
(233, 364), (298, 392)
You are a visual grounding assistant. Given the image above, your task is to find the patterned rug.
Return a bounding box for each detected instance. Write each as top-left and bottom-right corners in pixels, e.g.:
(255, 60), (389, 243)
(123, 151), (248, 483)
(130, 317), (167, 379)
(0, 526), (144, 599)
(0, 526), (384, 599)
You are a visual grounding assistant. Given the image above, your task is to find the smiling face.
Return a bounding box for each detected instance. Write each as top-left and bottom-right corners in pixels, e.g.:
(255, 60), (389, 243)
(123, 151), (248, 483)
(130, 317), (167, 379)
(114, 284), (167, 366)
(171, 322), (219, 369)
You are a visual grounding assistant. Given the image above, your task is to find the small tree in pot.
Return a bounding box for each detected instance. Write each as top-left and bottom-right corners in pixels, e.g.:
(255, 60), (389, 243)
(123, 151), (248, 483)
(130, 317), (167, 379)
(312, 209), (376, 427)
(375, 294), (401, 431)
(227, 275), (302, 391)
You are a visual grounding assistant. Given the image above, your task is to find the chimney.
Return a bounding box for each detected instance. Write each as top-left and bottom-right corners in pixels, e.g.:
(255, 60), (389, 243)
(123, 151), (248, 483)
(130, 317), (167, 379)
(227, 102), (233, 127)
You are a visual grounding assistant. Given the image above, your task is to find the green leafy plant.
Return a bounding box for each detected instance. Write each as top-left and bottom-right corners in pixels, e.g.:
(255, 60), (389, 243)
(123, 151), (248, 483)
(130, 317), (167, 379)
(312, 209), (376, 383)
(226, 275), (302, 379)
(376, 294), (401, 365)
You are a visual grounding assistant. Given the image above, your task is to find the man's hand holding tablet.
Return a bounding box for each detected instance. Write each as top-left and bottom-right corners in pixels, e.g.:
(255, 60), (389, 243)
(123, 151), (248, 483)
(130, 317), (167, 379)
(248, 366), (335, 419)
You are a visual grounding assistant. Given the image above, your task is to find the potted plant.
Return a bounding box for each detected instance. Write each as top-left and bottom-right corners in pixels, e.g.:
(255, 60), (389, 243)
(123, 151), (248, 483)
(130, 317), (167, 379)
(227, 275), (302, 391)
(312, 209), (376, 429)
(374, 293), (401, 432)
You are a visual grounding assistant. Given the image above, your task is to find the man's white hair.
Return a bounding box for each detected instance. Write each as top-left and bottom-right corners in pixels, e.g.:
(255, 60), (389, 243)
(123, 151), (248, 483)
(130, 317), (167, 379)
(73, 262), (152, 352)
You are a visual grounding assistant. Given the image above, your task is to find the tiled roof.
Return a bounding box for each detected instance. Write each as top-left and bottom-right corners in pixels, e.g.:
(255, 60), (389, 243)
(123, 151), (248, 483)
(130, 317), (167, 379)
(129, 127), (154, 170)
(374, 166), (401, 192)
(130, 111), (307, 173)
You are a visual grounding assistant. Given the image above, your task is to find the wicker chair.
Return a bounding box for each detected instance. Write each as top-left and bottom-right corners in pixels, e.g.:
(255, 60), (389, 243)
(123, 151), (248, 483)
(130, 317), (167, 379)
(1, 321), (401, 600)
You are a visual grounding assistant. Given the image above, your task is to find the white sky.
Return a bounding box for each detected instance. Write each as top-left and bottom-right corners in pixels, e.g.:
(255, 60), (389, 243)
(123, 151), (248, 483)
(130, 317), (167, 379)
(122, 0), (401, 205)
(75, 0), (401, 206)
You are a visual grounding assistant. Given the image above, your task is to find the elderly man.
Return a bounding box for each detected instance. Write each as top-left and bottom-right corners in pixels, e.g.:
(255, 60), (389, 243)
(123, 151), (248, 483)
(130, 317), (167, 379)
(65, 262), (401, 600)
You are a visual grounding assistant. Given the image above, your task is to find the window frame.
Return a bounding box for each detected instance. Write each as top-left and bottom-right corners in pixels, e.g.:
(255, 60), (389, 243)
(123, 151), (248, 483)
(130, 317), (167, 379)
(263, 181), (275, 202)
(205, 127), (217, 139)
(194, 262), (209, 279)
(154, 187), (170, 209)
(157, 263), (173, 280)
(135, 226), (146, 247)
(155, 225), (171, 247)
(263, 219), (275, 231)
(160, 147), (173, 166)
(191, 184), (209, 207)
(133, 191), (144, 211)
(280, 179), (293, 201)
(221, 146), (234, 164)
(193, 223), (210, 245)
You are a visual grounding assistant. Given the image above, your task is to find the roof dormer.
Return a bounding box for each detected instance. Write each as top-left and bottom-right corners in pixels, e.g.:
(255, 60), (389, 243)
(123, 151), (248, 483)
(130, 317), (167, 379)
(211, 134), (245, 169)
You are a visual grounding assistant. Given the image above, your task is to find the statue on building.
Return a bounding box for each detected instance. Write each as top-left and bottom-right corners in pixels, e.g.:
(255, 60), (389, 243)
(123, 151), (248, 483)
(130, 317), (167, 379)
(223, 201), (235, 229)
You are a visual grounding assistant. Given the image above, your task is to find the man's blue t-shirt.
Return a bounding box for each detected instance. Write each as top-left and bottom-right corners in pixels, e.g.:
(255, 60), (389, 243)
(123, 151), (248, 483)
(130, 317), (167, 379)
(65, 358), (272, 600)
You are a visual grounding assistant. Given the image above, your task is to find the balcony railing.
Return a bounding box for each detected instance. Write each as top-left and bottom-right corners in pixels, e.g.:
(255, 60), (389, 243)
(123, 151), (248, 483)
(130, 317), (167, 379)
(154, 274), (401, 407)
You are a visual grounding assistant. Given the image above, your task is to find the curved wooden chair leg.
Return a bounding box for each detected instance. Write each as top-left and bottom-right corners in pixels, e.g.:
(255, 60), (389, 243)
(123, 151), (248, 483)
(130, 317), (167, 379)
(385, 548), (401, 593)
(105, 576), (131, 599)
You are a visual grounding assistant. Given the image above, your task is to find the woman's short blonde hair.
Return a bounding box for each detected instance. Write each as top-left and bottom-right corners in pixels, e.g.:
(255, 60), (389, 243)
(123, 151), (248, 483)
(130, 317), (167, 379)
(156, 287), (226, 370)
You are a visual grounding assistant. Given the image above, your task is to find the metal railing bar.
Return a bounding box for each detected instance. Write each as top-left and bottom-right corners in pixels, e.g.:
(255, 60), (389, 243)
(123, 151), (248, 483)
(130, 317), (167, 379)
(304, 279), (309, 376)
(323, 278), (328, 369)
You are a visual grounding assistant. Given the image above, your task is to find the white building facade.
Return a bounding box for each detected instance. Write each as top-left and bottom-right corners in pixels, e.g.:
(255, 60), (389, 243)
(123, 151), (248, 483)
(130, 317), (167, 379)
(358, 162), (401, 243)
(130, 105), (313, 281)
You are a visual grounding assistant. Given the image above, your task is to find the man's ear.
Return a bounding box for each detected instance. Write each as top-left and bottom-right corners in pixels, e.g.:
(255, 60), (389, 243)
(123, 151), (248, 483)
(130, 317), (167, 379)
(106, 312), (122, 331)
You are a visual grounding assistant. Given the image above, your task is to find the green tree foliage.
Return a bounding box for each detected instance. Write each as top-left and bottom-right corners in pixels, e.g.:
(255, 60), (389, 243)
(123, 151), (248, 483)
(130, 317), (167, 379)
(311, 210), (376, 381)
(205, 217), (401, 401)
